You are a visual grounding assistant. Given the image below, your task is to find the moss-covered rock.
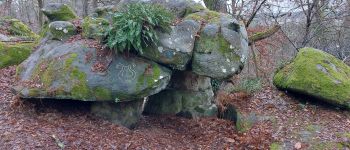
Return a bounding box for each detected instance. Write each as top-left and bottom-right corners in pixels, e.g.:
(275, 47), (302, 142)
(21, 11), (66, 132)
(185, 10), (221, 23)
(273, 47), (350, 109)
(0, 18), (39, 40)
(140, 20), (200, 70)
(82, 17), (109, 40)
(48, 21), (76, 41)
(0, 42), (36, 69)
(190, 12), (249, 79)
(42, 3), (78, 22)
(15, 40), (172, 102)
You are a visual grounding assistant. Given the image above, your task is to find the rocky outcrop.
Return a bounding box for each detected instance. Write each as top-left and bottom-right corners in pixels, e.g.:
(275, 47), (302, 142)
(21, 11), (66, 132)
(188, 11), (249, 79)
(274, 47), (350, 109)
(140, 20), (200, 70)
(14, 1), (250, 128)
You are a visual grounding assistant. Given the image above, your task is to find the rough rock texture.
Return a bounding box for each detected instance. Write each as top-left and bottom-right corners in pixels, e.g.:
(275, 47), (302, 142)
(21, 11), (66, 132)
(274, 47), (350, 109)
(0, 42), (36, 69)
(141, 20), (200, 70)
(144, 71), (218, 118)
(48, 21), (77, 41)
(91, 100), (143, 128)
(42, 3), (78, 22)
(82, 17), (109, 40)
(188, 11), (249, 79)
(15, 40), (172, 102)
(118, 0), (205, 18)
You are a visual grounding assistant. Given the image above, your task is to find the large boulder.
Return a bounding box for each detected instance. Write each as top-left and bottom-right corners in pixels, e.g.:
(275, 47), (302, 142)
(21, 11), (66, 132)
(42, 3), (78, 22)
(14, 40), (172, 102)
(48, 21), (77, 41)
(187, 11), (249, 79)
(140, 20), (200, 70)
(144, 71), (217, 118)
(273, 47), (350, 109)
(118, 0), (205, 18)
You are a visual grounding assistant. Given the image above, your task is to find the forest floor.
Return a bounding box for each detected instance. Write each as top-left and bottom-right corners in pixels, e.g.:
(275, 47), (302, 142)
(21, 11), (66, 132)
(0, 66), (349, 149)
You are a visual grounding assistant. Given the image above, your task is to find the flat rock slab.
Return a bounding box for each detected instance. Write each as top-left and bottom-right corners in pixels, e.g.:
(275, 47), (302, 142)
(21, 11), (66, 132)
(15, 40), (172, 102)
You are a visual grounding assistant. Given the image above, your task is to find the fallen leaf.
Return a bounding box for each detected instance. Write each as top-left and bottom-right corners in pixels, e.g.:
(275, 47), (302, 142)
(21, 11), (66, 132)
(294, 142), (302, 149)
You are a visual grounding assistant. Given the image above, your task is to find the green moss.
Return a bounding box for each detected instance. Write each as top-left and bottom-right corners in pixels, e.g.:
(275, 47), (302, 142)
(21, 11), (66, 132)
(94, 87), (113, 100)
(185, 10), (220, 24)
(41, 61), (55, 87)
(195, 33), (240, 62)
(183, 4), (207, 17)
(65, 53), (78, 69)
(273, 47), (350, 109)
(39, 23), (49, 38)
(0, 42), (37, 69)
(0, 18), (39, 40)
(8, 19), (39, 40)
(136, 64), (161, 91)
(33, 53), (91, 100)
(70, 67), (91, 100)
(269, 142), (282, 150)
(67, 55), (89, 100)
(308, 142), (344, 150)
(28, 89), (42, 97)
(43, 4), (77, 21)
(82, 17), (109, 40)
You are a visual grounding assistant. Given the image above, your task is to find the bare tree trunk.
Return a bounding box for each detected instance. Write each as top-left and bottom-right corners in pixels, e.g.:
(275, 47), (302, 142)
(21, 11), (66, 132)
(82, 0), (89, 17)
(3, 0), (13, 16)
(93, 0), (98, 8)
(37, 0), (44, 27)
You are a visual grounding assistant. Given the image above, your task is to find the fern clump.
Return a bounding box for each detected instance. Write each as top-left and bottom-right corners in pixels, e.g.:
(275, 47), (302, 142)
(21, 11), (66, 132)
(106, 3), (174, 54)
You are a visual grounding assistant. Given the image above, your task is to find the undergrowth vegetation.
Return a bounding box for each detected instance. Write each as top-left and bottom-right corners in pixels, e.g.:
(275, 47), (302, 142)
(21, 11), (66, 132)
(229, 77), (263, 94)
(105, 3), (174, 54)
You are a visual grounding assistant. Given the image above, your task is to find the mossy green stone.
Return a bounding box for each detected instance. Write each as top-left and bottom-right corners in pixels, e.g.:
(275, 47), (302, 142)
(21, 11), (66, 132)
(15, 41), (171, 102)
(42, 3), (78, 22)
(49, 21), (76, 41)
(273, 47), (350, 109)
(185, 10), (221, 24)
(0, 18), (39, 40)
(0, 42), (36, 69)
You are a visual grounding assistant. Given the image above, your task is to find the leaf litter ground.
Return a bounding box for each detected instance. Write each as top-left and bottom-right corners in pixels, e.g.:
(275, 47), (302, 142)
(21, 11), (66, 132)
(0, 66), (349, 149)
